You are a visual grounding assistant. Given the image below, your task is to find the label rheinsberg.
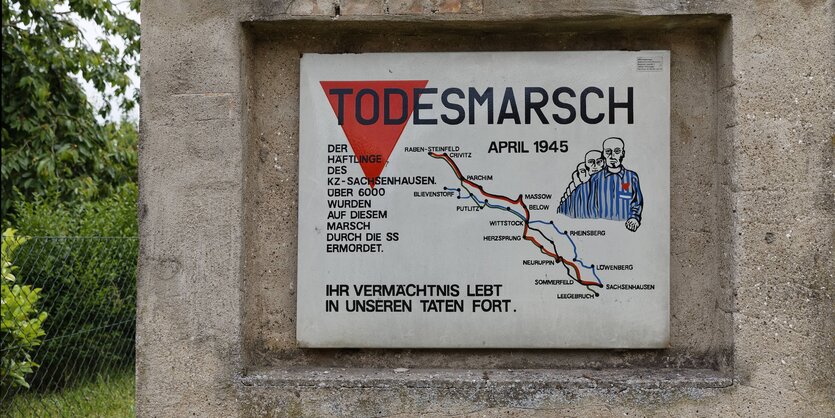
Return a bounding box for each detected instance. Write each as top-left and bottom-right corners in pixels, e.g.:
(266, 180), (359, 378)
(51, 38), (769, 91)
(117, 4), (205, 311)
(297, 51), (670, 348)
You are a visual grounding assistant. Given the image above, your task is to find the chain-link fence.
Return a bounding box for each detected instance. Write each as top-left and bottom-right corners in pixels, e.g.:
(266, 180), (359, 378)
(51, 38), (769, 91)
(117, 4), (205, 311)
(1, 236), (138, 417)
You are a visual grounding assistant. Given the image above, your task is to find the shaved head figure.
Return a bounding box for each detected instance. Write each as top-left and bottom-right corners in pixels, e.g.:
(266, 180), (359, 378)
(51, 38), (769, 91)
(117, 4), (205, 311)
(602, 137), (625, 172)
(584, 150), (604, 175)
(560, 136), (644, 232)
(565, 163), (588, 199)
(560, 162), (593, 218)
(565, 163), (589, 198)
(576, 162), (590, 183)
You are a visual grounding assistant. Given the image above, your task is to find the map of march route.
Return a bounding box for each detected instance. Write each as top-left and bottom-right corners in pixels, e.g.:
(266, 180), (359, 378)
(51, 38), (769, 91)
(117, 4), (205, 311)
(429, 152), (605, 296)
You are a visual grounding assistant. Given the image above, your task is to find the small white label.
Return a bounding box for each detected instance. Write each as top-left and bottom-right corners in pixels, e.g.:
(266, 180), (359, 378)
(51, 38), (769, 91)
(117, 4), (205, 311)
(637, 56), (664, 72)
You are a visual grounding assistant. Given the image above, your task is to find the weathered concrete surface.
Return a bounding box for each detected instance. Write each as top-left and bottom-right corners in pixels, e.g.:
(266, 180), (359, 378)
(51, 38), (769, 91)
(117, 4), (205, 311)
(139, 0), (834, 416)
(240, 367), (732, 416)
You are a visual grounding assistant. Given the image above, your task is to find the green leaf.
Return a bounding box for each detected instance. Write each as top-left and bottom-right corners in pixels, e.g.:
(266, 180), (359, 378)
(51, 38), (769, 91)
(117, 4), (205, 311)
(2, 0), (139, 220)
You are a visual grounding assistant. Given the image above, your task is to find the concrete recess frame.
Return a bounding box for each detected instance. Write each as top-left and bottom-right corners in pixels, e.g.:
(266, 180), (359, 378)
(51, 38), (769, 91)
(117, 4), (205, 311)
(244, 18), (727, 364)
(138, 2), (834, 416)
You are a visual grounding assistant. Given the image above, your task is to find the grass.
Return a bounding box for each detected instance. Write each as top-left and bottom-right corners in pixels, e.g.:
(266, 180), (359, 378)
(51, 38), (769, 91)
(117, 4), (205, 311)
(2, 371), (134, 418)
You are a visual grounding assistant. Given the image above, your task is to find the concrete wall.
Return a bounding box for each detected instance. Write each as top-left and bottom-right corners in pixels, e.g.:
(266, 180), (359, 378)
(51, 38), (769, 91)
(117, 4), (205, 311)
(138, 1), (834, 416)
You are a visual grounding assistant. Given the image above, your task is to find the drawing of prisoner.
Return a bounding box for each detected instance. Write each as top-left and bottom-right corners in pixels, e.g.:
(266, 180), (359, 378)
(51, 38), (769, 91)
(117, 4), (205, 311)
(561, 163), (590, 200)
(584, 150), (604, 176)
(559, 150), (604, 205)
(559, 162), (592, 218)
(557, 137), (644, 231)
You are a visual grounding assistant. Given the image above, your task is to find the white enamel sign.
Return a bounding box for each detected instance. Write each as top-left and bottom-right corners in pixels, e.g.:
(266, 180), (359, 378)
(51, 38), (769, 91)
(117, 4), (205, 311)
(297, 51), (670, 348)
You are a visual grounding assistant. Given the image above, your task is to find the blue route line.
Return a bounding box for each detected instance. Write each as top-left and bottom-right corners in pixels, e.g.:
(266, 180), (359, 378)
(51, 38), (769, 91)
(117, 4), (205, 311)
(444, 186), (603, 286)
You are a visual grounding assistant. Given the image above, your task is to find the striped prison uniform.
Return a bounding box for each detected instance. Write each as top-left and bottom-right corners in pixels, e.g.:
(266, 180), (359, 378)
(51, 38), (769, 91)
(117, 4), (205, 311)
(558, 167), (643, 222)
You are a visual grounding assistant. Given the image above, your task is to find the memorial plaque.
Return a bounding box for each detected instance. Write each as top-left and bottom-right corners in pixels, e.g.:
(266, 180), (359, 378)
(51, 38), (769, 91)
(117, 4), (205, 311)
(297, 51), (670, 348)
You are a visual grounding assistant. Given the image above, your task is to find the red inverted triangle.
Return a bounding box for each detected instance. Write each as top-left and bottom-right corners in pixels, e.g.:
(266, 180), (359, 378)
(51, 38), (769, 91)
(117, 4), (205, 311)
(321, 80), (429, 187)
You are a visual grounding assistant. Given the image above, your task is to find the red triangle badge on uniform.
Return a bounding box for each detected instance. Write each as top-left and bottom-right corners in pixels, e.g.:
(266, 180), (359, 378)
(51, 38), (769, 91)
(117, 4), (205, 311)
(321, 80), (429, 187)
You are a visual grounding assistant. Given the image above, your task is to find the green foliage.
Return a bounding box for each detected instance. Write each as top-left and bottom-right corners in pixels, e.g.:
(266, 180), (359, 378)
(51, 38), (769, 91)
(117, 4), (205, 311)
(2, 228), (26, 282)
(13, 181), (138, 237)
(17, 237), (136, 390)
(9, 191), (137, 389)
(5, 370), (134, 417)
(1, 228), (48, 390)
(1, 0), (140, 220)
(22, 240), (136, 391)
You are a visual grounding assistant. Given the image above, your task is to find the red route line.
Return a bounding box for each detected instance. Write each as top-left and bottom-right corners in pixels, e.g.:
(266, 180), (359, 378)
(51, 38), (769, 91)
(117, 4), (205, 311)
(429, 152), (602, 288)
